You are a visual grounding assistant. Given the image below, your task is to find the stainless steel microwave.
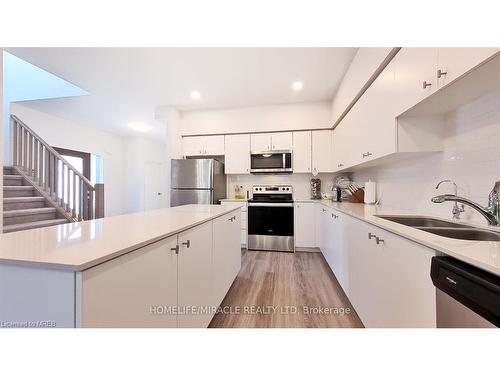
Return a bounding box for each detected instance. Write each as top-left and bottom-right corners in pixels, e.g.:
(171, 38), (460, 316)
(250, 151), (292, 174)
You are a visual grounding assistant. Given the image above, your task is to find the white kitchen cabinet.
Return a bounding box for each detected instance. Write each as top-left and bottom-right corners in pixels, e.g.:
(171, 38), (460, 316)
(393, 48), (438, 114)
(332, 120), (353, 171)
(224, 134), (250, 174)
(251, 132), (292, 153)
(220, 200), (248, 248)
(324, 210), (349, 293)
(311, 130), (334, 173)
(292, 131), (311, 173)
(294, 202), (316, 248)
(345, 216), (436, 328)
(212, 211), (241, 305)
(182, 135), (225, 157)
(79, 236), (179, 328)
(203, 135), (225, 155)
(250, 133), (272, 153)
(437, 48), (500, 88)
(347, 57), (398, 166)
(182, 136), (205, 157)
(177, 221), (214, 328)
(316, 205), (330, 251)
(271, 132), (293, 151)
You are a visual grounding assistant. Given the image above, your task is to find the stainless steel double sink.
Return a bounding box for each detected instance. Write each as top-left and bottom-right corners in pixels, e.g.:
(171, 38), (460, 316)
(375, 215), (500, 241)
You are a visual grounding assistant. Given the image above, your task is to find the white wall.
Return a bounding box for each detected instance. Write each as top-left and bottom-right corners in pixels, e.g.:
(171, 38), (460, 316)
(123, 137), (167, 213)
(179, 101), (332, 136)
(351, 90), (500, 225)
(331, 48), (392, 123)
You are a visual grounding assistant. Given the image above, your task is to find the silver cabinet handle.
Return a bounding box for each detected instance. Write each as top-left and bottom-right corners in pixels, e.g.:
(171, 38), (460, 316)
(362, 152), (373, 158)
(422, 81), (432, 89)
(332, 213), (338, 219)
(322, 208), (327, 212)
(182, 240), (191, 248)
(375, 237), (385, 245)
(368, 232), (376, 240)
(170, 245), (179, 254)
(338, 163), (344, 167)
(437, 69), (447, 79)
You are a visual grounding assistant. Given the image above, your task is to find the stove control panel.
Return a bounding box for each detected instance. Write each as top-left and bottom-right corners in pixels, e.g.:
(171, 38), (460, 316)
(252, 185), (293, 194)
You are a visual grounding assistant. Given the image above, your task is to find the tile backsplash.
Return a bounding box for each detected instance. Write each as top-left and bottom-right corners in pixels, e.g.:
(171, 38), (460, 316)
(352, 90), (500, 225)
(227, 173), (336, 200)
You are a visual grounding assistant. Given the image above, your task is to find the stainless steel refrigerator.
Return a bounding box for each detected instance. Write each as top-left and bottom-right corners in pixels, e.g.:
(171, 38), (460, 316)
(170, 159), (226, 207)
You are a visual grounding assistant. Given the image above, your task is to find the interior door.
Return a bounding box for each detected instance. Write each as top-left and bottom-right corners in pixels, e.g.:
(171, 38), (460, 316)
(145, 161), (165, 211)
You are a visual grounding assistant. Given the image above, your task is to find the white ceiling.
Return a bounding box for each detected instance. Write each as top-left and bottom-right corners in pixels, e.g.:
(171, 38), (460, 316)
(7, 48), (357, 140)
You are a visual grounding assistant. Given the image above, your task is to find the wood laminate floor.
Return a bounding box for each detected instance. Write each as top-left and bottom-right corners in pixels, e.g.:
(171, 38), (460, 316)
(209, 250), (364, 328)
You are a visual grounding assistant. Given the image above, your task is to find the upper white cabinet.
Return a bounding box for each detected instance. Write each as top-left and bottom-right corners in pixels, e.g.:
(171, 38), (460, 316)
(292, 131), (311, 173)
(393, 48), (438, 113)
(183, 135), (224, 157)
(250, 132), (292, 153)
(436, 48), (499, 88)
(224, 134), (250, 174)
(271, 132), (293, 151)
(311, 130), (334, 173)
(294, 201), (316, 247)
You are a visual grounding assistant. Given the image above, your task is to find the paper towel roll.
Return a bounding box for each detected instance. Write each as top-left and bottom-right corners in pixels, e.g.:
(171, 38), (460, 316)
(364, 180), (377, 204)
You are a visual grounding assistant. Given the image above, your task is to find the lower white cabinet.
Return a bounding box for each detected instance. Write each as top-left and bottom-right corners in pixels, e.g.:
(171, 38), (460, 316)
(294, 202), (316, 248)
(79, 235), (179, 328)
(220, 200), (247, 248)
(316, 203), (437, 328)
(177, 221), (214, 328)
(213, 211), (242, 305)
(77, 211), (241, 328)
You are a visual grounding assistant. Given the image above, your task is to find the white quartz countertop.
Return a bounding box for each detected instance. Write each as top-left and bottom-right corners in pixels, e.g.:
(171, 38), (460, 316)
(220, 198), (248, 202)
(0, 204), (239, 271)
(313, 200), (500, 276)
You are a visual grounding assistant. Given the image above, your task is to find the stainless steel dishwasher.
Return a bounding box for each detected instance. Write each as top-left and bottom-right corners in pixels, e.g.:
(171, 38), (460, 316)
(431, 256), (499, 328)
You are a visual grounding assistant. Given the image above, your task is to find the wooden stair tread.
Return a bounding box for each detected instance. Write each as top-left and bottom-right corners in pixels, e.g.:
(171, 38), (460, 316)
(3, 219), (69, 233)
(4, 186), (34, 190)
(3, 196), (45, 202)
(3, 175), (23, 179)
(3, 207), (56, 217)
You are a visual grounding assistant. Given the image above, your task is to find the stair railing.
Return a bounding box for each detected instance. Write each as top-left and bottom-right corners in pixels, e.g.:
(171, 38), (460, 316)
(10, 115), (104, 221)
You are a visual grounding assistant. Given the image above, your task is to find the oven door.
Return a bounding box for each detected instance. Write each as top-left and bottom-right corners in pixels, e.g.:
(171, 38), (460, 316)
(250, 152), (292, 173)
(248, 202), (294, 252)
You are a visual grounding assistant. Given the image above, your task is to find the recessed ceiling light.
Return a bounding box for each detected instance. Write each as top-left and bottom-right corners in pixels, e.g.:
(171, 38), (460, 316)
(127, 122), (152, 132)
(190, 90), (201, 100)
(292, 81), (303, 91)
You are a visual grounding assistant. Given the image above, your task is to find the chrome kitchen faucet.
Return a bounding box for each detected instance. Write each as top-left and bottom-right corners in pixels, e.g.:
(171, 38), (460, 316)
(432, 181), (500, 226)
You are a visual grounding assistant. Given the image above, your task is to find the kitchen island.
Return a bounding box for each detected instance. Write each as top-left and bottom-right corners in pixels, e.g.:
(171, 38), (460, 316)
(0, 204), (242, 328)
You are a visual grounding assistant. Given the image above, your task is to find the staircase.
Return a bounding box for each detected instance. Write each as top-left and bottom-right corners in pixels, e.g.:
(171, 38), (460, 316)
(2, 115), (105, 234)
(3, 166), (68, 233)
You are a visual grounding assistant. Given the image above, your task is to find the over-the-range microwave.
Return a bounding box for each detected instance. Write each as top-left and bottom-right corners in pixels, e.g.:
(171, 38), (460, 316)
(250, 151), (292, 174)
